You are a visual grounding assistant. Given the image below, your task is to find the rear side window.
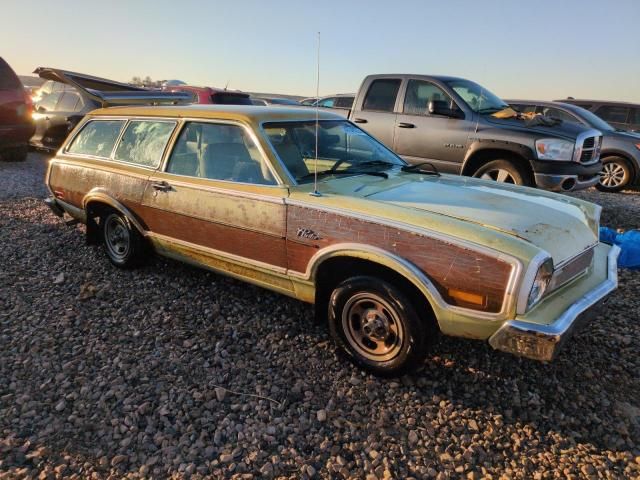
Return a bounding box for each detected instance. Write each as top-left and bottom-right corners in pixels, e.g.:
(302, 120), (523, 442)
(362, 79), (401, 112)
(38, 92), (62, 111)
(0, 58), (21, 90)
(114, 120), (176, 168)
(335, 96), (354, 108)
(211, 93), (253, 105)
(318, 97), (336, 108)
(57, 92), (80, 112)
(595, 105), (630, 124)
(67, 120), (124, 157)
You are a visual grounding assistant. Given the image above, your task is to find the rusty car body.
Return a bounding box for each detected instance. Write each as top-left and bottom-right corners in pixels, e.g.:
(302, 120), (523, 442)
(44, 105), (619, 375)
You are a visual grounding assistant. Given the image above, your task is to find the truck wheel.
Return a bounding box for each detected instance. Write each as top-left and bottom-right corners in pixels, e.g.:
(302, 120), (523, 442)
(101, 212), (147, 268)
(328, 276), (429, 377)
(597, 157), (631, 192)
(472, 159), (529, 186)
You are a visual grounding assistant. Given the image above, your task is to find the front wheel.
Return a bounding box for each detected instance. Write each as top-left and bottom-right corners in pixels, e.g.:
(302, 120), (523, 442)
(472, 159), (529, 186)
(328, 276), (431, 376)
(597, 157), (632, 192)
(101, 212), (147, 268)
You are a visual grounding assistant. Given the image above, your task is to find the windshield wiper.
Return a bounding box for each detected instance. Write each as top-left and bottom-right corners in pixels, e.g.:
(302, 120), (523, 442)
(298, 169), (388, 182)
(401, 162), (440, 176)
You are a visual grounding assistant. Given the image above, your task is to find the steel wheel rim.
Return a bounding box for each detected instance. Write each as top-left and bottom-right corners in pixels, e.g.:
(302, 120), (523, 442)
(104, 216), (130, 261)
(342, 292), (404, 362)
(600, 162), (626, 187)
(480, 168), (516, 183)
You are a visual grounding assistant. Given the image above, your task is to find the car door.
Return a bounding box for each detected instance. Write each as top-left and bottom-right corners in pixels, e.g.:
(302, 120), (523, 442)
(47, 91), (81, 147)
(140, 120), (291, 291)
(350, 78), (402, 148)
(32, 92), (62, 147)
(393, 79), (472, 173)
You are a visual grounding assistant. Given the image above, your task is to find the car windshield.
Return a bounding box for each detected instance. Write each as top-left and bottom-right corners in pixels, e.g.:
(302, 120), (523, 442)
(263, 120), (405, 184)
(445, 79), (509, 113)
(567, 105), (615, 132)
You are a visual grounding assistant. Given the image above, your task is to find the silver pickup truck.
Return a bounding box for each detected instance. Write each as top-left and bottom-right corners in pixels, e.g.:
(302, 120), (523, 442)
(330, 74), (603, 192)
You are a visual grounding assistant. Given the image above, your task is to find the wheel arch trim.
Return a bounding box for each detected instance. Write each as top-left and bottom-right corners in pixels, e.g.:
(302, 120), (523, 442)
(83, 189), (147, 234)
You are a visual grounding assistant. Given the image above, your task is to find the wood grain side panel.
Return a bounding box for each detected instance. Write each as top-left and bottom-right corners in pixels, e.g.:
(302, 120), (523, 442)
(136, 205), (288, 268)
(286, 205), (512, 313)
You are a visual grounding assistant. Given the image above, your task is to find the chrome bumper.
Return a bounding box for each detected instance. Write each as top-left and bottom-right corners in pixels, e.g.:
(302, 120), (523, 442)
(489, 245), (620, 361)
(534, 173), (600, 192)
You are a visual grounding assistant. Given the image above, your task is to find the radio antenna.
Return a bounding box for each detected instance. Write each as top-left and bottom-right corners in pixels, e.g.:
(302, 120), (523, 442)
(310, 31), (322, 197)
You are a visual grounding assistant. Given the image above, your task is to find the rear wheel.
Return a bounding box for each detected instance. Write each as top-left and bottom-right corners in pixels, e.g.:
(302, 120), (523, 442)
(100, 212), (147, 268)
(328, 276), (430, 376)
(597, 156), (632, 192)
(472, 159), (529, 186)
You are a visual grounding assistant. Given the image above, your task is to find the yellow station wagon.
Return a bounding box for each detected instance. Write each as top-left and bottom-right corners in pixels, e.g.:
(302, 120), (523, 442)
(44, 105), (619, 375)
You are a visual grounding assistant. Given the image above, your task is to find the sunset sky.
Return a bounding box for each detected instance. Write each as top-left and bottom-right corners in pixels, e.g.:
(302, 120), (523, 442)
(2, 0), (639, 101)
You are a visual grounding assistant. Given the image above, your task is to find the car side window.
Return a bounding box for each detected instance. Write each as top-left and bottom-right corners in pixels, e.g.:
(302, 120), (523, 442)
(318, 97), (336, 108)
(595, 105), (630, 124)
(166, 122), (276, 185)
(630, 108), (640, 125)
(38, 92), (62, 111)
(114, 120), (176, 168)
(335, 96), (354, 108)
(541, 107), (579, 124)
(362, 79), (401, 112)
(403, 80), (459, 116)
(57, 92), (80, 112)
(66, 120), (125, 157)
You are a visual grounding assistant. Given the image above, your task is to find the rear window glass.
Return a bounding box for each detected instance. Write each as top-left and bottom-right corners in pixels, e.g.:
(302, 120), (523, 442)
(595, 105), (629, 124)
(114, 120), (176, 167)
(363, 79), (401, 112)
(67, 120), (125, 157)
(211, 94), (253, 105)
(0, 58), (21, 90)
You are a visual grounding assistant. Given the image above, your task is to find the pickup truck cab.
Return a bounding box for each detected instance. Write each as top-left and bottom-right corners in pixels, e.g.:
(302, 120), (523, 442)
(343, 74), (603, 192)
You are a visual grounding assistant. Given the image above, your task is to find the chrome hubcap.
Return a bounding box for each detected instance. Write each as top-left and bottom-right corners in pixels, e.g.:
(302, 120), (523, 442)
(342, 293), (404, 362)
(105, 216), (130, 260)
(600, 162), (626, 187)
(480, 168), (516, 183)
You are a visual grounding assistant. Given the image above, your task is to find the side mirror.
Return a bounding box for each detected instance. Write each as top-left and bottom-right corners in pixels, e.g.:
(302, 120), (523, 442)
(428, 100), (463, 119)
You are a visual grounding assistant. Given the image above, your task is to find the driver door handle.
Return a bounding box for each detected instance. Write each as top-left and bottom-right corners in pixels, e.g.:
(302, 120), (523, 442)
(398, 122), (415, 129)
(353, 118), (368, 124)
(151, 180), (172, 192)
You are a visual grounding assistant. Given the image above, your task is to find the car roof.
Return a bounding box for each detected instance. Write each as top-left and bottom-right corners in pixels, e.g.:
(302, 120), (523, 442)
(169, 85), (249, 96)
(366, 74), (466, 83)
(88, 104), (345, 123)
(556, 98), (640, 107)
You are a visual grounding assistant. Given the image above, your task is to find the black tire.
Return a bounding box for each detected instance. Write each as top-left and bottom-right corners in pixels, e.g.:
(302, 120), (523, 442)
(1, 145), (28, 162)
(596, 156), (632, 192)
(100, 211), (147, 268)
(328, 276), (431, 377)
(472, 159), (530, 186)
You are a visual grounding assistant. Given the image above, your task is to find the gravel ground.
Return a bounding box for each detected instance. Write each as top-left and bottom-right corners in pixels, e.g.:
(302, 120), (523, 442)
(0, 153), (638, 479)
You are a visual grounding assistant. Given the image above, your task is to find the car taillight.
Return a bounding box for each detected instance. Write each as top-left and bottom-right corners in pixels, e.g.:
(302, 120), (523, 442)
(23, 90), (33, 117)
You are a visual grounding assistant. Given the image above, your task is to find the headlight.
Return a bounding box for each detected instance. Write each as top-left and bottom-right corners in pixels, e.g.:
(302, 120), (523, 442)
(526, 258), (553, 310)
(535, 138), (575, 161)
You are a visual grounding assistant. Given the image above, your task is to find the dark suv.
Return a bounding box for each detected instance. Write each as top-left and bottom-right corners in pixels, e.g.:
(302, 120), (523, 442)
(509, 100), (640, 192)
(0, 57), (34, 161)
(557, 99), (640, 133)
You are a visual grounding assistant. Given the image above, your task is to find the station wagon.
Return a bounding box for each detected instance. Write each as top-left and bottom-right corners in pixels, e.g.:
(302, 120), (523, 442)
(45, 105), (619, 375)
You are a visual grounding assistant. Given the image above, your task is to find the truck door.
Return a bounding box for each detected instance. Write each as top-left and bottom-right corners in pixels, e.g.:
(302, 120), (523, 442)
(349, 78), (401, 149)
(393, 79), (473, 174)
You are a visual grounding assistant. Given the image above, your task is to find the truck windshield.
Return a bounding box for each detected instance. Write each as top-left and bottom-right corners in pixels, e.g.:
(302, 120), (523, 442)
(446, 79), (509, 113)
(263, 120), (405, 184)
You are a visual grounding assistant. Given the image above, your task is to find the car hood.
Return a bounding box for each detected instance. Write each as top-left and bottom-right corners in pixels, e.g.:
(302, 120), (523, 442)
(484, 113), (592, 139)
(358, 173), (598, 264)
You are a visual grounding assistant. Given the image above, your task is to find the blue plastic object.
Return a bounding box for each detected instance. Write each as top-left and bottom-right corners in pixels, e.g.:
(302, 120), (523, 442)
(599, 227), (640, 270)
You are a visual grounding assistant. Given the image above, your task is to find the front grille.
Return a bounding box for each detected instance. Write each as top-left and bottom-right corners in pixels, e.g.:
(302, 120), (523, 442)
(579, 136), (600, 163)
(548, 247), (595, 292)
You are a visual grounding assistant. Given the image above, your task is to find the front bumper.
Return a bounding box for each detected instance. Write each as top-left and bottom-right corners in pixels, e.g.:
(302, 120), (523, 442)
(489, 244), (620, 361)
(534, 173), (600, 192)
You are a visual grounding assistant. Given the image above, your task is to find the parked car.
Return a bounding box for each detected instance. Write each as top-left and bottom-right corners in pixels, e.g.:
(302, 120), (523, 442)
(30, 67), (192, 151)
(301, 94), (355, 109)
(557, 98), (640, 133)
(44, 105), (619, 375)
(31, 79), (74, 104)
(250, 96), (300, 106)
(166, 85), (253, 105)
(0, 57), (34, 161)
(333, 74), (603, 192)
(509, 100), (640, 192)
